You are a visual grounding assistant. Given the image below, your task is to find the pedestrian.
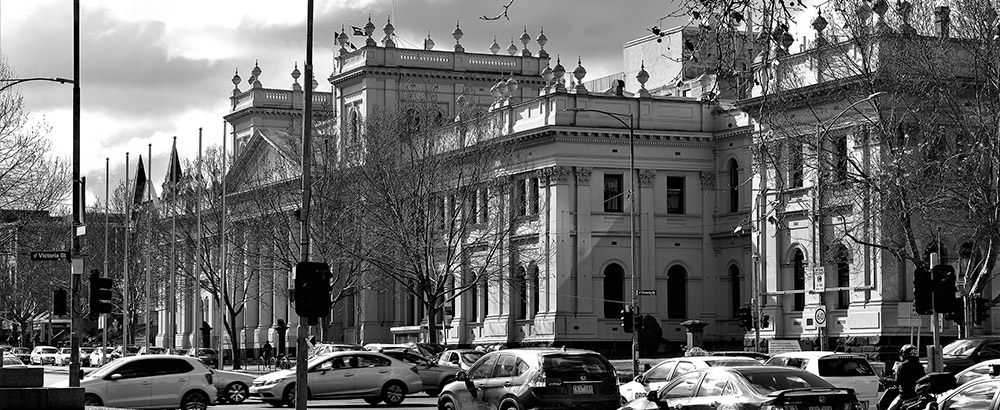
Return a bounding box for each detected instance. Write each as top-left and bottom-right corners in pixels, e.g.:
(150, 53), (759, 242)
(262, 340), (273, 362)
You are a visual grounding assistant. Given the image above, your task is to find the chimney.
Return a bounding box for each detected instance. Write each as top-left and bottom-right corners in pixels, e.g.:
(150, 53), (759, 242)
(934, 6), (951, 39)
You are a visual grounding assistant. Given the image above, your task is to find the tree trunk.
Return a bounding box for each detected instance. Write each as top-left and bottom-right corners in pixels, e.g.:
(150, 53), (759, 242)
(227, 311), (242, 370)
(425, 302), (439, 345)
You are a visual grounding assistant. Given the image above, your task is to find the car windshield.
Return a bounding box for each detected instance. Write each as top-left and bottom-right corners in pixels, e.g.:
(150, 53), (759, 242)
(739, 369), (833, 394)
(39, 348), (57, 354)
(147, 348), (165, 354)
(705, 359), (760, 367)
(198, 349), (216, 355)
(543, 354), (615, 379)
(3, 357), (23, 366)
(461, 352), (485, 363)
(943, 340), (980, 357)
(80, 348), (94, 354)
(14, 348), (29, 354)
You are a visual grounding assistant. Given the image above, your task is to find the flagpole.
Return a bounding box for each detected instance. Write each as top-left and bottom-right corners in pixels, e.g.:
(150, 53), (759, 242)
(169, 136), (177, 351)
(197, 128), (203, 348)
(124, 152), (130, 347)
(219, 120), (228, 370)
(146, 143), (152, 348)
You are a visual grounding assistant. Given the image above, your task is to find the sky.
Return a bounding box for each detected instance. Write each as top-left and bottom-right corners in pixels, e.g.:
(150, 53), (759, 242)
(1, 0), (674, 208)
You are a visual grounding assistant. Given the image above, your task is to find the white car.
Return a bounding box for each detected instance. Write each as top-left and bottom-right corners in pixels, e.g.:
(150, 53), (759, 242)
(52, 354), (216, 409)
(952, 358), (1000, 387)
(3, 353), (27, 368)
(937, 376), (1000, 410)
(618, 355), (762, 401)
(89, 347), (115, 367)
(766, 351), (879, 408)
(29, 345), (59, 365)
(249, 351), (423, 407)
(55, 347), (74, 366)
(436, 349), (485, 371)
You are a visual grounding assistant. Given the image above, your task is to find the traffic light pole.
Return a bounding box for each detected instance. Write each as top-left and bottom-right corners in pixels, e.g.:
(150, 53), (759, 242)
(69, 0), (82, 388)
(929, 253), (942, 373)
(295, 2), (314, 409)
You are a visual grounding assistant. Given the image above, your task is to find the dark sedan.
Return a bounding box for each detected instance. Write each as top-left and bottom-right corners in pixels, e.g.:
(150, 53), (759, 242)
(620, 366), (864, 410)
(11, 347), (31, 364)
(941, 338), (1000, 374)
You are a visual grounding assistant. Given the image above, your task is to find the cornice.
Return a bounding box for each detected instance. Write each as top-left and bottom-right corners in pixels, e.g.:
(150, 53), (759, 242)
(330, 66), (548, 88)
(224, 107), (334, 123)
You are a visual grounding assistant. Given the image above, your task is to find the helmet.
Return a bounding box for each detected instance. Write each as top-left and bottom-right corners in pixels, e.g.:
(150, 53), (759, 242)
(900, 344), (918, 358)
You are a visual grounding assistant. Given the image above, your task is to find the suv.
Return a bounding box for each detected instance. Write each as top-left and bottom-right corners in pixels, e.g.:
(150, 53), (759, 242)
(382, 350), (461, 396)
(766, 351), (879, 408)
(52, 354), (216, 409)
(941, 338), (1000, 374)
(437, 348), (620, 410)
(30, 346), (59, 365)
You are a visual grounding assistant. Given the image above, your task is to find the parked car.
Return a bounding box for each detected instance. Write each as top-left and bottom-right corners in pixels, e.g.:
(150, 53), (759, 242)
(619, 356), (762, 402)
(619, 366), (865, 410)
(89, 347), (115, 367)
(765, 351), (879, 408)
(937, 376), (1000, 410)
(249, 351), (423, 407)
(29, 345), (59, 365)
(12, 347), (31, 364)
(941, 337), (1000, 374)
(185, 348), (219, 367)
(213, 369), (256, 404)
(310, 343), (364, 357)
(3, 353), (27, 368)
(137, 346), (166, 355)
(382, 350), (461, 396)
(953, 358), (1000, 386)
(437, 348), (620, 410)
(437, 349), (485, 371)
(55, 347), (74, 365)
(51, 354), (216, 409)
(112, 345), (141, 359)
(79, 347), (95, 366)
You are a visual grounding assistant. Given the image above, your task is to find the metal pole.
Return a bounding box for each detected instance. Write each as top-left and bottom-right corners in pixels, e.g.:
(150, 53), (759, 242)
(197, 128), (203, 346)
(930, 253), (942, 372)
(103, 157), (109, 355)
(169, 136), (177, 350)
(628, 114), (638, 378)
(296, 2), (314, 408)
(220, 120), (228, 370)
(146, 143), (152, 348)
(124, 152), (130, 347)
(69, 0), (82, 387)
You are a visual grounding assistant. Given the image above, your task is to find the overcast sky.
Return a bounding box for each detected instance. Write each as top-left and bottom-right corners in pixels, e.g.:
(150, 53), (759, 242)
(2, 0), (675, 207)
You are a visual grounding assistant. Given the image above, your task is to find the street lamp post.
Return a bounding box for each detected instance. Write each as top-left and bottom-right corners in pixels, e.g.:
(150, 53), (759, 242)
(566, 108), (637, 377)
(0, 77), (74, 93)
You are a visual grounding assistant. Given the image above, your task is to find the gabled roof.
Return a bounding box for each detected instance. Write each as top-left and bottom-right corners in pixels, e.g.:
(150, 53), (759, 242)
(226, 128), (300, 194)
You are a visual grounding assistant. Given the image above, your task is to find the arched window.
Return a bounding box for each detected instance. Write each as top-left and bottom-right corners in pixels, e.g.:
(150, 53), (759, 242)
(603, 264), (625, 318)
(729, 159), (740, 212)
(793, 249), (806, 311)
(729, 265), (741, 317)
(835, 245), (850, 309)
(530, 265), (540, 318)
(667, 266), (688, 319)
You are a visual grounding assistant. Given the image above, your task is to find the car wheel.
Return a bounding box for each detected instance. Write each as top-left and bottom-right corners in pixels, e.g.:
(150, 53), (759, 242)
(439, 396), (457, 410)
(224, 381), (249, 404)
(500, 400), (521, 410)
(180, 390), (209, 410)
(381, 381), (407, 407)
(283, 384), (296, 407)
(83, 394), (102, 406)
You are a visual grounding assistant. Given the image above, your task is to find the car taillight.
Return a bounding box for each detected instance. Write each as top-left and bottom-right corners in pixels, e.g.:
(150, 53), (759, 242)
(846, 401), (866, 410)
(528, 370), (548, 387)
(205, 372), (213, 384)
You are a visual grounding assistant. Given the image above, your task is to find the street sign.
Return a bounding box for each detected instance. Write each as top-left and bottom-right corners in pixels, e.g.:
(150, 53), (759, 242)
(30, 251), (70, 261)
(814, 305), (828, 328)
(637, 289), (657, 296)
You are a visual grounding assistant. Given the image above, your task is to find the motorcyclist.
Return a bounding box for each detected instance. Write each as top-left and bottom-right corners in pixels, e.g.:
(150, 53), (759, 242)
(893, 344), (926, 401)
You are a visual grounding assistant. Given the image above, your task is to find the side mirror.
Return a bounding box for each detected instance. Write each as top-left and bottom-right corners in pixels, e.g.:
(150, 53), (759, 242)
(455, 371), (468, 381)
(646, 390), (659, 402)
(108, 373), (123, 381)
(634, 375), (644, 383)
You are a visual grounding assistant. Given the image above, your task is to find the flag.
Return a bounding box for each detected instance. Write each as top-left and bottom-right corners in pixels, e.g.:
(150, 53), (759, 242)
(352, 25), (364, 36)
(166, 142), (183, 185)
(133, 156), (147, 208)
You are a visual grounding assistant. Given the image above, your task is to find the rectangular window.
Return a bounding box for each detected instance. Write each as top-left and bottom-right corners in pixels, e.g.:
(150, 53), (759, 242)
(832, 135), (848, 182)
(604, 174), (623, 212)
(666, 176), (685, 214)
(479, 188), (488, 223)
(514, 178), (527, 216)
(529, 177), (540, 215)
(469, 280), (478, 321)
(468, 189), (478, 223)
(789, 143), (804, 188)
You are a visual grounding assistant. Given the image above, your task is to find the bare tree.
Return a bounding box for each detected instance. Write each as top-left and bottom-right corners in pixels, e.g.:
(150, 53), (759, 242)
(0, 211), (68, 346)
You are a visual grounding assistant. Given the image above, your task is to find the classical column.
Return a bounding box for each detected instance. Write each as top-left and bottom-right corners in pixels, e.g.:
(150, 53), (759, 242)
(543, 166), (574, 314)
(574, 167), (594, 315)
(638, 169), (657, 307)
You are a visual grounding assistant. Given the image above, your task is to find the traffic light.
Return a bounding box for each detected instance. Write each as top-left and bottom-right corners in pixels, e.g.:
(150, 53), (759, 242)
(932, 265), (959, 314)
(974, 297), (991, 325)
(89, 269), (113, 314)
(633, 313), (644, 333)
(913, 267), (932, 314)
(621, 305), (633, 333)
(760, 314), (770, 329)
(944, 302), (965, 325)
(53, 289), (67, 316)
(293, 261), (333, 325)
(737, 306), (753, 330)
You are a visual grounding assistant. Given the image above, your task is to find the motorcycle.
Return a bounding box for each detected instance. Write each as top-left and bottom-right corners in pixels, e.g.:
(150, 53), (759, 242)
(881, 373), (956, 410)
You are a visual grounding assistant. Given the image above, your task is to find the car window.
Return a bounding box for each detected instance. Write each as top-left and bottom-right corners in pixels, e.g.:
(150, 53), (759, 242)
(494, 354), (517, 378)
(542, 354), (615, 381)
(697, 373), (733, 397)
(675, 361), (696, 376)
(742, 371), (832, 394)
(513, 358), (530, 379)
(818, 357), (876, 377)
(148, 358), (194, 376)
(646, 361), (677, 382)
(661, 372), (702, 398)
(979, 342), (1000, 360)
(359, 355), (390, 367)
(445, 352), (458, 363)
(942, 379), (1000, 410)
(943, 340), (979, 357)
(957, 364), (993, 385)
(462, 352), (485, 364)
(111, 360), (155, 379)
(705, 359), (760, 367)
(394, 353), (427, 365)
(469, 355), (499, 380)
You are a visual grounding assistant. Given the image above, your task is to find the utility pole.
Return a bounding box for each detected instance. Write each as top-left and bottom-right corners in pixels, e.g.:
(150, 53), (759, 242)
(69, 0), (83, 387)
(295, 1), (315, 409)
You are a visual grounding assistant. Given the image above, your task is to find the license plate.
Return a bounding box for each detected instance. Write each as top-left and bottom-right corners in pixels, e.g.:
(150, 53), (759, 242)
(634, 391), (646, 399)
(808, 406), (832, 410)
(572, 385), (594, 394)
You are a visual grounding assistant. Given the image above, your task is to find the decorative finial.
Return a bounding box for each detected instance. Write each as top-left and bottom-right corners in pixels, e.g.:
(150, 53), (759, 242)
(291, 62), (301, 91)
(424, 31), (435, 50)
(573, 57), (587, 93)
(552, 55), (566, 91)
(382, 16), (396, 48)
(536, 27), (549, 59)
(312, 77), (319, 90)
(520, 26), (531, 56)
(506, 73), (519, 96)
(636, 61), (650, 98)
(251, 60), (262, 88)
(452, 21), (465, 52)
(507, 36), (517, 55)
(490, 36), (501, 54)
(540, 64), (554, 93)
(338, 25), (349, 48)
(812, 9), (829, 47)
(364, 14), (377, 46)
(231, 69), (242, 92)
